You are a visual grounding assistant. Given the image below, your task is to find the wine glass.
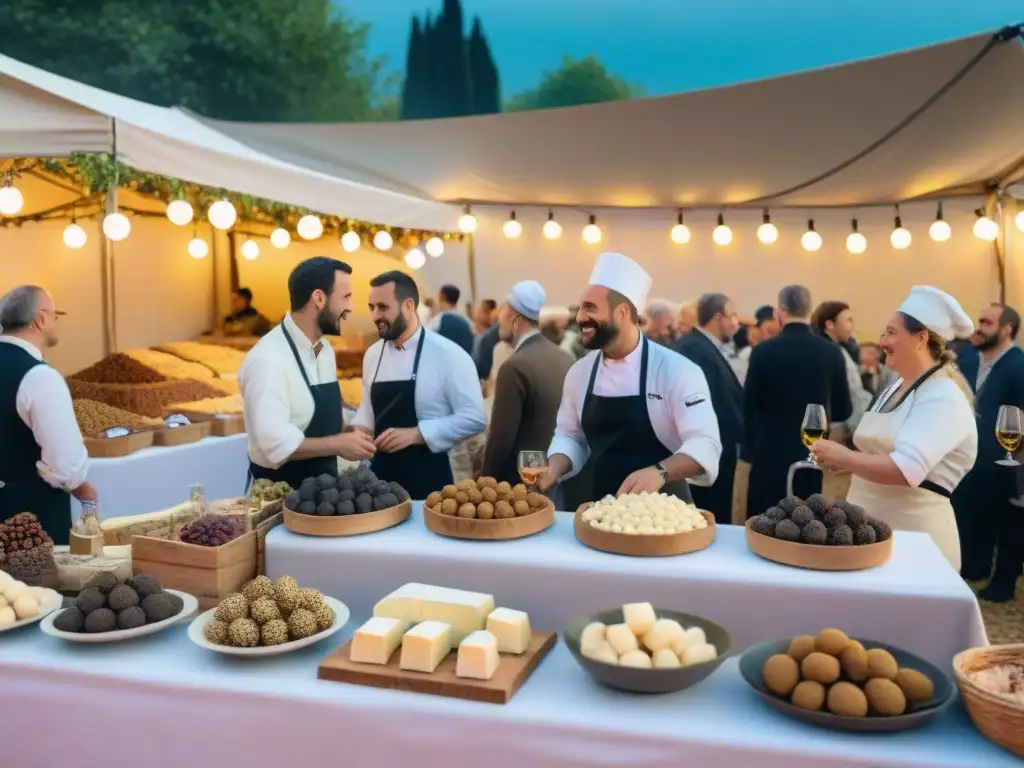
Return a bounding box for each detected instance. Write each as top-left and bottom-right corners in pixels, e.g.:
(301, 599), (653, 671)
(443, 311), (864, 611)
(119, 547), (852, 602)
(518, 451), (547, 488)
(801, 404), (828, 466)
(995, 405), (1023, 466)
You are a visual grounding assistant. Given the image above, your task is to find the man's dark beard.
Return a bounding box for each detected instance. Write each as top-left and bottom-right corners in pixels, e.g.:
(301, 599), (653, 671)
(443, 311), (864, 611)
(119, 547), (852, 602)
(580, 320), (619, 350)
(317, 305), (342, 336)
(377, 312), (407, 342)
(972, 331), (1000, 352)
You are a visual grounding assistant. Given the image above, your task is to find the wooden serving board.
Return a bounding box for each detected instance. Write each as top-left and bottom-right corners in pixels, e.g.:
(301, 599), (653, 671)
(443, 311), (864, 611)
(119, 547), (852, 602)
(574, 504), (716, 556)
(318, 630), (556, 704)
(423, 501), (555, 540)
(283, 499), (411, 537)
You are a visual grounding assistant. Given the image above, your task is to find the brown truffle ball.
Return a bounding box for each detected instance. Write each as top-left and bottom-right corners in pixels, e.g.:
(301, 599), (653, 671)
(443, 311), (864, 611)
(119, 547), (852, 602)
(866, 648), (899, 680)
(274, 582), (302, 614)
(827, 682), (869, 717)
(512, 484), (528, 502)
(261, 618), (289, 646)
(513, 500), (531, 516)
(791, 680), (826, 711)
(895, 668), (934, 702)
(526, 492), (547, 509)
(467, 488), (484, 505)
(440, 498), (458, 516)
(242, 575), (274, 602)
(786, 635), (816, 662)
(312, 604), (334, 631)
(455, 491), (470, 505)
(274, 575), (298, 591)
(298, 587), (324, 611)
(426, 491), (443, 508)
(815, 628), (850, 657)
(476, 501), (495, 520)
(441, 485), (458, 500)
(456, 479), (476, 492)
(214, 593), (249, 623)
(204, 618), (229, 645)
(250, 596), (281, 625)
(763, 653), (800, 697)
(496, 481), (513, 495)
(478, 476), (498, 488)
(865, 677), (907, 715)
(494, 500), (515, 519)
(847, 639), (865, 654)
(481, 487), (498, 503)
(457, 503), (477, 519)
(801, 652), (841, 684)
(228, 617), (260, 647)
(288, 608), (319, 640)
(840, 644), (869, 683)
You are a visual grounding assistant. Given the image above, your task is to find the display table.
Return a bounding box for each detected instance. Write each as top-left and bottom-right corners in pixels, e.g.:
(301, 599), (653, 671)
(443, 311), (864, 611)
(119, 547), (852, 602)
(77, 434), (249, 520)
(0, 623), (1013, 767)
(266, 505), (987, 668)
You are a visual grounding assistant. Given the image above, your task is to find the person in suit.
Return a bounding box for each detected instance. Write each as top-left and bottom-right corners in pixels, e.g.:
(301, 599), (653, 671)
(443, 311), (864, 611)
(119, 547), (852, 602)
(743, 285), (853, 518)
(672, 293), (742, 524)
(428, 284), (474, 355)
(644, 299), (679, 346)
(482, 281), (573, 487)
(947, 335), (980, 390)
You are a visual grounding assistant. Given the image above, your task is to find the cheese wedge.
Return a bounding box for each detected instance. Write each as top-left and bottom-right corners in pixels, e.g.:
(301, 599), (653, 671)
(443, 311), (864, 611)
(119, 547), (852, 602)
(486, 607), (531, 654)
(350, 617), (406, 665)
(400, 621), (453, 673)
(374, 583), (494, 643)
(456, 630), (501, 680)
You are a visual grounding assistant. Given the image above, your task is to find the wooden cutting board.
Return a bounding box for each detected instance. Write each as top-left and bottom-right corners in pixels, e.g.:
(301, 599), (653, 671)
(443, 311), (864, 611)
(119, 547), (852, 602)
(318, 630), (556, 704)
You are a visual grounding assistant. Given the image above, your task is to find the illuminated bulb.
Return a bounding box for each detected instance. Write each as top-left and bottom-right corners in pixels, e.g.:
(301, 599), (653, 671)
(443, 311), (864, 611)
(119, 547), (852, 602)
(458, 207), (478, 233)
(756, 211), (778, 245)
(712, 213), (732, 246)
(405, 247), (426, 270)
(543, 210), (562, 239)
(670, 211), (691, 244)
(166, 199), (194, 226)
(0, 184), (24, 216)
(502, 210), (522, 239)
(296, 214), (323, 241)
(63, 222), (87, 249)
(800, 220), (822, 252)
(425, 236), (444, 257)
(270, 228), (291, 249)
(241, 239), (259, 260)
(582, 215), (602, 244)
(1016, 210), (1024, 233)
(846, 219), (866, 254)
(890, 226), (912, 249)
(187, 238), (209, 259)
(208, 199), (237, 230)
(973, 210), (999, 241)
(373, 230), (394, 251)
(340, 230), (361, 252)
(102, 212), (131, 241)
(929, 203), (951, 242)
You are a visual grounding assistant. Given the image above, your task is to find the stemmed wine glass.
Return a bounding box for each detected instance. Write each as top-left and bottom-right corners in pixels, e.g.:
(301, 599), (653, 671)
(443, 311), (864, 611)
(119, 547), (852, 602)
(995, 405), (1023, 466)
(801, 404), (828, 466)
(518, 451), (547, 489)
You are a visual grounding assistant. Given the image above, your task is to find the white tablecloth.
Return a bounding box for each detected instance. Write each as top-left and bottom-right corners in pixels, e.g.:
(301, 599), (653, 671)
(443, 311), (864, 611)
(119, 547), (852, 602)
(266, 505), (987, 669)
(0, 620), (1012, 767)
(78, 434), (249, 520)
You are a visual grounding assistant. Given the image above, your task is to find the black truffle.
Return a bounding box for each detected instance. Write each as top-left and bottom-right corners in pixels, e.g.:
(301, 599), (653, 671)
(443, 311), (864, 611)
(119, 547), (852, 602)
(297, 500), (316, 515)
(315, 502), (336, 516)
(854, 524), (877, 545)
(84, 607), (117, 633)
(870, 518), (893, 542)
(316, 473), (337, 490)
(337, 489), (355, 503)
(828, 524), (854, 546)
(117, 606), (147, 630)
(128, 573), (162, 599)
(764, 506), (788, 523)
(337, 477), (354, 493)
(845, 504), (869, 528)
(801, 519), (828, 545)
(354, 492), (373, 514)
(285, 490), (301, 510)
(318, 488), (340, 506)
(778, 496), (803, 514)
(53, 606), (85, 633)
(76, 586), (107, 615)
(750, 514), (776, 536)
(373, 493), (399, 510)
(805, 494), (829, 516)
(388, 482), (410, 502)
(165, 592), (184, 616)
(791, 506), (815, 526)
(369, 481), (390, 497)
(141, 593), (177, 623)
(336, 500), (355, 516)
(775, 519), (801, 542)
(822, 507), (847, 530)
(85, 571), (118, 594)
(108, 584), (140, 612)
(299, 484), (319, 502)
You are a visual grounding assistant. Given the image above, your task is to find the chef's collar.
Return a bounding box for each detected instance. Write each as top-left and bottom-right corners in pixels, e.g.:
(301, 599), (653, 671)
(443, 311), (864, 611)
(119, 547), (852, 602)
(0, 335), (43, 360)
(389, 326), (423, 352)
(284, 313), (324, 356)
(602, 335), (642, 366)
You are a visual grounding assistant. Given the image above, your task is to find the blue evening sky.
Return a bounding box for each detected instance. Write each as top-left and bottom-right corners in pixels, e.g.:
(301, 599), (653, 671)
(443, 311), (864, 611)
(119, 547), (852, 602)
(340, 0), (1023, 97)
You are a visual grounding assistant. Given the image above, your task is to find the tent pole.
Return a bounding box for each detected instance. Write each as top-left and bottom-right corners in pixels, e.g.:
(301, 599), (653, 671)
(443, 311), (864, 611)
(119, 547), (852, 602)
(100, 188), (118, 354)
(466, 234), (477, 305)
(986, 192), (1006, 304)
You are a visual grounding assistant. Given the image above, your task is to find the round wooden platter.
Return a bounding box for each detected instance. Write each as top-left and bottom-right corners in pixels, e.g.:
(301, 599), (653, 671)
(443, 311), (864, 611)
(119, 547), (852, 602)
(283, 499), (411, 537)
(574, 503), (716, 557)
(423, 500), (555, 540)
(744, 518), (893, 570)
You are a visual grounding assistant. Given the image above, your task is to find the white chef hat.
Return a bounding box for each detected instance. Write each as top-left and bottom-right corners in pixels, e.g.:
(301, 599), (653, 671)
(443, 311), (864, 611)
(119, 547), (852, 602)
(506, 280), (546, 322)
(588, 252), (652, 313)
(898, 285), (974, 341)
(539, 305), (571, 323)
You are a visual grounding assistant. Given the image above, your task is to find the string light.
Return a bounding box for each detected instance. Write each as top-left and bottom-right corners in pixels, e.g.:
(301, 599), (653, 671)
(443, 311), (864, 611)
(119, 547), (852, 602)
(928, 202), (951, 242)
(671, 210), (691, 245)
(582, 214), (602, 244)
(846, 219), (867, 254)
(756, 210), (778, 245)
(166, 199), (194, 226)
(1016, 209), (1024, 233)
(542, 209), (562, 240)
(712, 213), (732, 246)
(502, 209), (522, 239)
(890, 205), (911, 250)
(0, 173), (24, 216)
(425, 236), (444, 257)
(340, 229), (361, 252)
(458, 205), (478, 234)
(270, 227), (291, 249)
(102, 212), (131, 241)
(63, 221), (87, 249)
(800, 219), (822, 252)
(296, 214), (323, 241)
(373, 230), (394, 251)
(208, 199), (237, 230)
(241, 239), (260, 260)
(973, 209), (999, 241)
(187, 237), (209, 259)
(405, 247), (426, 270)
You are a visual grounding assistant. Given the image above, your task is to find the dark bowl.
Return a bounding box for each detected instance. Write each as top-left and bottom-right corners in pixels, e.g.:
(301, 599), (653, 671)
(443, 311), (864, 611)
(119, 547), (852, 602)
(563, 608), (732, 694)
(739, 638), (957, 732)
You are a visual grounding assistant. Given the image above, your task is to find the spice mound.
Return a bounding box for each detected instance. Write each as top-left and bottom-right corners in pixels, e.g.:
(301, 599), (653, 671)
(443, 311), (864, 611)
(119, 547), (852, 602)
(70, 353), (167, 384)
(74, 399), (161, 436)
(67, 378), (227, 418)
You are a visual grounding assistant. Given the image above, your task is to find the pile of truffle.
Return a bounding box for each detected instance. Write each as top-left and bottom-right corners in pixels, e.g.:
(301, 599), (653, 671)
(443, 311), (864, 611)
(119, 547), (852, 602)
(52, 572), (184, 633)
(203, 575), (334, 647)
(426, 477), (548, 520)
(179, 514), (245, 547)
(0, 571), (54, 626)
(0, 512), (56, 581)
(762, 628), (936, 717)
(749, 494), (891, 546)
(285, 467), (409, 517)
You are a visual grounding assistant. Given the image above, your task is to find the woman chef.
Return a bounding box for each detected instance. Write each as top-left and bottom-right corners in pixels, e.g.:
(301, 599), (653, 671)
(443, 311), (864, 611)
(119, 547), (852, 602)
(812, 286), (978, 569)
(537, 252), (722, 505)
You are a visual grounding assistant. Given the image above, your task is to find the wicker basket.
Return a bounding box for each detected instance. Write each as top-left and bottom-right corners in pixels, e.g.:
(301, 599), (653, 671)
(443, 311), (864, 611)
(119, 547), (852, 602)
(952, 644), (1024, 758)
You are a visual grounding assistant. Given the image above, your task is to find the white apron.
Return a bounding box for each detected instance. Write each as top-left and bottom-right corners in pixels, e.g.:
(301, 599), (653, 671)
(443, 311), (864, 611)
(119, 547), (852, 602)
(846, 372), (961, 570)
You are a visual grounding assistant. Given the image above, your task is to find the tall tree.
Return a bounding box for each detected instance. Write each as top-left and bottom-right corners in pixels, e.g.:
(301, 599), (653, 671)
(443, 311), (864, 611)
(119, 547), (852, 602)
(467, 16), (499, 115)
(399, 16), (425, 120)
(505, 55), (645, 113)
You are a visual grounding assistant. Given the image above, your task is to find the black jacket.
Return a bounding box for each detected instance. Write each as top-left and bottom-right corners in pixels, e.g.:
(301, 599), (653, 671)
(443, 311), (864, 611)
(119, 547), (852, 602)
(974, 345), (1024, 465)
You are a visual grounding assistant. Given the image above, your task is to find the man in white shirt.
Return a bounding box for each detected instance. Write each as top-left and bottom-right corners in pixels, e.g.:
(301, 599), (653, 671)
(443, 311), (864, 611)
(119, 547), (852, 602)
(352, 271), (486, 499)
(239, 257), (375, 488)
(537, 253), (722, 505)
(0, 286), (96, 545)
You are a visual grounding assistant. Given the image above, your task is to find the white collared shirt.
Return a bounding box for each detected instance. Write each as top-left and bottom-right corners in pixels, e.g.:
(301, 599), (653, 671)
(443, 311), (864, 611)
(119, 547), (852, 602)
(238, 314), (338, 469)
(548, 336), (722, 485)
(351, 328), (486, 452)
(0, 336), (89, 491)
(514, 329), (541, 351)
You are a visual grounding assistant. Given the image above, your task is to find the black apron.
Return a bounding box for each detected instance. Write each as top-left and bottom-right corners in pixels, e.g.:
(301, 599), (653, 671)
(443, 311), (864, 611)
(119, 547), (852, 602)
(248, 325), (342, 489)
(369, 331), (453, 500)
(580, 337), (694, 504)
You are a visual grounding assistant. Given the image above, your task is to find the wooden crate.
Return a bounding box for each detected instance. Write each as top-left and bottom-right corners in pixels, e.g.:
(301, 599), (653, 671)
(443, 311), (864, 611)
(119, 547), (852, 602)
(83, 429), (155, 458)
(132, 530), (257, 610)
(254, 505), (283, 575)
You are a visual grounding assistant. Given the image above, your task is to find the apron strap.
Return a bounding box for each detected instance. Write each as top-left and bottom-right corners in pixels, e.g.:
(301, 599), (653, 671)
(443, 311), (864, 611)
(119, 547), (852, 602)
(281, 322), (315, 392)
(372, 328), (426, 385)
(920, 479), (952, 498)
(875, 362), (944, 413)
(583, 336), (647, 420)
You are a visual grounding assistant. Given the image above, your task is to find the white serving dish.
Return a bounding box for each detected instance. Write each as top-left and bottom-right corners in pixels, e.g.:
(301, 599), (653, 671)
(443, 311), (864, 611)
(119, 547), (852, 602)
(0, 588), (63, 633)
(40, 589), (198, 643)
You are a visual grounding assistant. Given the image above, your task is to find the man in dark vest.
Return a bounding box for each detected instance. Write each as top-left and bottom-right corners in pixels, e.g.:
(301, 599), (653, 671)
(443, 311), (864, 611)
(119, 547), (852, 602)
(428, 284), (474, 355)
(0, 286), (98, 545)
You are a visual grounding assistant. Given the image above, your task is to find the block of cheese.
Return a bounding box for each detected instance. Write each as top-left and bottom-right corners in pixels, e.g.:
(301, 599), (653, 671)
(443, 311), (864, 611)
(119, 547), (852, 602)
(400, 621), (453, 673)
(350, 617), (407, 665)
(456, 630), (501, 680)
(486, 607), (531, 654)
(374, 583), (494, 643)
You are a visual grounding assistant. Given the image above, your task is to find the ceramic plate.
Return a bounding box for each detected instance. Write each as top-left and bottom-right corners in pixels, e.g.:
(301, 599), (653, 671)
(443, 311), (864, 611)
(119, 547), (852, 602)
(40, 589), (198, 642)
(0, 588), (63, 633)
(187, 595), (350, 656)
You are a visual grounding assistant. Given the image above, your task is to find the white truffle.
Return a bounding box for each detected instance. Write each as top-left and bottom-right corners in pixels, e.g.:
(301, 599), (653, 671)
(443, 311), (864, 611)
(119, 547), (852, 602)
(642, 618), (684, 652)
(622, 602), (657, 636)
(653, 648), (682, 668)
(0, 594), (7, 610)
(2, 581), (26, 603)
(618, 649), (653, 669)
(606, 623), (640, 655)
(0, 570), (12, 588)
(12, 594), (39, 620)
(582, 640), (618, 665)
(681, 642), (718, 667)
(580, 622), (607, 652)
(0, 606), (15, 626)
(672, 626), (707, 656)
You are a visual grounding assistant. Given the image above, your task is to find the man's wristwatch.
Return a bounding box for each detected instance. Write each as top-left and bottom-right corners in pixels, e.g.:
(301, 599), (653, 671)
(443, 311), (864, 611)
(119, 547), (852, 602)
(654, 462), (669, 485)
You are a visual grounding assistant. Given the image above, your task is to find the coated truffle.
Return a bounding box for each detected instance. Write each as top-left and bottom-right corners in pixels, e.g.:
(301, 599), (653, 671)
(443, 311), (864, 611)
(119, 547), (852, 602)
(318, 488), (340, 506)
(228, 617), (261, 647)
(337, 489), (355, 503)
(204, 618), (229, 644)
(299, 484), (318, 502)
(316, 473), (336, 490)
(801, 652), (841, 684)
(774, 519), (801, 542)
(895, 668), (935, 702)
(814, 628), (850, 656)
(274, 582), (301, 614)
(141, 593), (177, 623)
(250, 596), (281, 625)
(787, 635), (816, 662)
(76, 587), (107, 615)
(845, 504), (869, 528)
(117, 606), (147, 630)
(354, 493), (373, 514)
(215, 593), (249, 622)
(494, 500), (515, 519)
(165, 592), (184, 616)
(128, 573), (162, 598)
(261, 618), (290, 645)
(777, 496), (803, 514)
(336, 500), (355, 515)
(285, 490), (301, 510)
(275, 575), (298, 590)
(805, 494), (829, 516)
(85, 571), (118, 594)
(763, 653), (800, 696)
(312, 604), (334, 631)
(84, 607), (117, 633)
(864, 677), (906, 716)
(108, 584), (140, 612)
(440, 498), (458, 516)
(801, 520), (828, 545)
(476, 501), (495, 519)
(828, 682), (869, 717)
(791, 680), (826, 711)
(866, 648), (898, 680)
(750, 514), (776, 536)
(388, 482), (410, 502)
(790, 505), (815, 526)
(287, 608), (318, 640)
(426, 491), (443, 508)
(828, 524), (854, 546)
(854, 524), (877, 545)
(373, 493), (399, 510)
(458, 503), (477, 519)
(297, 500), (316, 515)
(840, 644), (869, 682)
(870, 518), (893, 542)
(764, 506), (788, 523)
(53, 606), (85, 633)
(315, 502), (335, 516)
(298, 588), (324, 611)
(241, 575), (274, 602)
(822, 507), (847, 529)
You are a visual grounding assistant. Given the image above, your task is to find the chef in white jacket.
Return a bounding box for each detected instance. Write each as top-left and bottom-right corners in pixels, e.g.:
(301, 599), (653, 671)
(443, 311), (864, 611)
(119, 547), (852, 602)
(537, 252), (722, 505)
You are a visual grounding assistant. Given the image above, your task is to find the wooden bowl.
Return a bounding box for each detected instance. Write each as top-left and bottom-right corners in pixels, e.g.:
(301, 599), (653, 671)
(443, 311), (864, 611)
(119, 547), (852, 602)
(953, 644), (1024, 758)
(745, 518), (893, 570)
(574, 503), (716, 557)
(423, 500), (555, 540)
(284, 499), (411, 537)
(739, 638), (956, 732)
(563, 607), (731, 694)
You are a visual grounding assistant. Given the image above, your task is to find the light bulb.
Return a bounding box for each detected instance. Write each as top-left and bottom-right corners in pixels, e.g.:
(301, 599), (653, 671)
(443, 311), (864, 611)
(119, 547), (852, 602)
(973, 211), (999, 241)
(425, 236), (444, 257)
(373, 230), (394, 250)
(458, 208), (478, 233)
(846, 233), (866, 254)
(800, 220), (822, 252)
(188, 237), (209, 259)
(270, 228), (291, 249)
(0, 184), (24, 216)
(102, 212), (131, 241)
(670, 211), (691, 245)
(890, 220), (912, 249)
(340, 230), (361, 252)
(543, 211), (562, 239)
(241, 239), (259, 260)
(712, 213), (732, 246)
(208, 199), (237, 230)
(63, 222), (87, 249)
(1016, 210), (1024, 233)
(757, 223), (777, 244)
(929, 219), (951, 242)
(405, 247), (426, 270)
(166, 199), (194, 226)
(503, 211), (522, 239)
(296, 214), (323, 241)
(582, 215), (602, 244)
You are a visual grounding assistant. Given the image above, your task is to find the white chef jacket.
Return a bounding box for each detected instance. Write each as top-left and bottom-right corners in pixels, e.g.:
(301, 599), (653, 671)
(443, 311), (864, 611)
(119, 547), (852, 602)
(351, 328), (486, 453)
(0, 336), (88, 491)
(548, 336), (722, 485)
(238, 314), (338, 469)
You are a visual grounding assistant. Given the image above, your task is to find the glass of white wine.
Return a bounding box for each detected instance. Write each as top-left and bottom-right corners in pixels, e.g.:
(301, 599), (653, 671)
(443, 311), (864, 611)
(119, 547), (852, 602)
(995, 405), (1023, 466)
(518, 450), (547, 488)
(801, 404), (828, 466)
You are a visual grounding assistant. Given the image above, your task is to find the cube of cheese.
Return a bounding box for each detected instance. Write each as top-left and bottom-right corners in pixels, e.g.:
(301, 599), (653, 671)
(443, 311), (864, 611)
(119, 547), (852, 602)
(400, 621), (453, 673)
(456, 630), (501, 680)
(486, 607), (531, 654)
(605, 623), (639, 655)
(374, 583), (494, 643)
(349, 617), (406, 665)
(622, 602), (657, 636)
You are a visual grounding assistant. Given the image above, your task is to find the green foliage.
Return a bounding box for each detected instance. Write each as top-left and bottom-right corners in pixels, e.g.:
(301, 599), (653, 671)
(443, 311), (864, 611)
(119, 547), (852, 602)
(505, 55), (645, 112)
(0, 0), (394, 122)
